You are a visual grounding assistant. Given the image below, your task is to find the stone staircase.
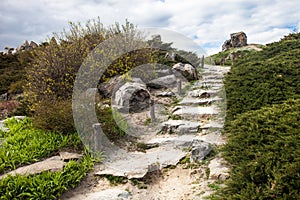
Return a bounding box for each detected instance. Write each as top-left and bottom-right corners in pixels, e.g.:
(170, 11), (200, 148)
(64, 64), (231, 199)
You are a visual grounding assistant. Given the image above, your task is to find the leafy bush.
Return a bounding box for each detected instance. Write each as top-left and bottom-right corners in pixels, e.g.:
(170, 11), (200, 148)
(24, 19), (153, 133)
(32, 98), (75, 134)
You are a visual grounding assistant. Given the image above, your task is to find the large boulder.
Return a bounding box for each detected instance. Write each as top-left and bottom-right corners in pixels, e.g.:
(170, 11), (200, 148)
(230, 32), (247, 48)
(222, 31), (247, 51)
(172, 63), (198, 81)
(113, 82), (150, 113)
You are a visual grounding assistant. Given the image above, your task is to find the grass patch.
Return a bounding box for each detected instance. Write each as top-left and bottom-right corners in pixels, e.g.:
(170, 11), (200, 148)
(0, 153), (94, 199)
(0, 117), (81, 174)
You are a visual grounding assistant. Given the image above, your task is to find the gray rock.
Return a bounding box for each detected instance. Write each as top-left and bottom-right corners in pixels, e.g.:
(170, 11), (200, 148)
(98, 75), (123, 98)
(96, 147), (186, 179)
(222, 39), (232, 51)
(187, 89), (216, 98)
(0, 120), (9, 132)
(178, 97), (222, 106)
(0, 93), (8, 101)
(156, 91), (175, 97)
(146, 74), (177, 89)
(113, 82), (150, 112)
(208, 157), (230, 181)
(230, 32), (247, 48)
(172, 63), (198, 81)
(172, 106), (218, 116)
(0, 156), (65, 180)
(99, 76), (145, 98)
(190, 140), (212, 162)
(59, 152), (83, 161)
(160, 120), (201, 134)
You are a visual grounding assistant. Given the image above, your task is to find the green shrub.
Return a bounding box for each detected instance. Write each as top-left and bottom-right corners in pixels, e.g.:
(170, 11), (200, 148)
(219, 99), (300, 199)
(32, 98), (75, 134)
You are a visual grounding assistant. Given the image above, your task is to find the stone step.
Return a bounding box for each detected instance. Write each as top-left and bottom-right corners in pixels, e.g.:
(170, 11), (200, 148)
(160, 119), (201, 134)
(96, 147), (187, 179)
(178, 97), (222, 106)
(172, 106), (218, 116)
(187, 89), (218, 98)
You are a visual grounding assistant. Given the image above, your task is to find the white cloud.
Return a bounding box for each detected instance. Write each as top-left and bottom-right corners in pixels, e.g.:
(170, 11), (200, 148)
(0, 0), (300, 54)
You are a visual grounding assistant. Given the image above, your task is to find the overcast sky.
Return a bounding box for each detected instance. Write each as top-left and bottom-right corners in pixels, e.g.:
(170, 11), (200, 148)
(0, 0), (299, 55)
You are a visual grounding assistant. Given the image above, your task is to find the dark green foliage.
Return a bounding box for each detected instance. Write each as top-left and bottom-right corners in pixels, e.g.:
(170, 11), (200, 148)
(0, 51), (33, 94)
(225, 33), (300, 122)
(220, 99), (300, 199)
(32, 98), (75, 134)
(96, 106), (127, 141)
(216, 33), (300, 199)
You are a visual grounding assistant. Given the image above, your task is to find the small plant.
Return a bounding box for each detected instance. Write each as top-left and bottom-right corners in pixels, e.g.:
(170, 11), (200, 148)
(104, 175), (127, 185)
(131, 178), (147, 189)
(144, 117), (151, 125)
(168, 115), (182, 120)
(208, 183), (221, 191)
(205, 167), (210, 179)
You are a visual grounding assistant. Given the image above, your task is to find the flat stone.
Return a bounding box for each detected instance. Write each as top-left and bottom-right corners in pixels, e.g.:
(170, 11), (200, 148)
(156, 91), (176, 97)
(59, 152), (83, 161)
(96, 147), (186, 179)
(146, 134), (198, 148)
(201, 121), (224, 129)
(173, 106), (218, 116)
(0, 156), (65, 180)
(160, 120), (201, 134)
(178, 97), (222, 106)
(208, 157), (230, 181)
(187, 89), (217, 98)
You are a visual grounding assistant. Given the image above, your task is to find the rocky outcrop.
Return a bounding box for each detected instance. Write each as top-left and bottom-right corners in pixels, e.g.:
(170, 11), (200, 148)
(222, 31), (247, 51)
(172, 63), (198, 81)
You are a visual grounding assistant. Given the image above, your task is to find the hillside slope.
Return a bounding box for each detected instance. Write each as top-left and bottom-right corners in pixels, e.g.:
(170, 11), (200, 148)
(215, 33), (300, 199)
